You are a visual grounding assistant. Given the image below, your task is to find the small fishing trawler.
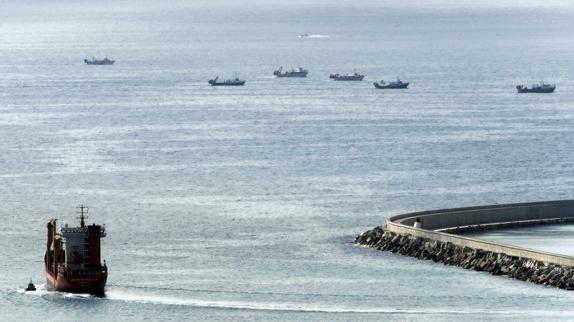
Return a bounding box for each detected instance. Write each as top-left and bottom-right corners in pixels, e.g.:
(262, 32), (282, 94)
(329, 72), (364, 81)
(84, 57), (115, 65)
(373, 78), (409, 89)
(273, 66), (308, 78)
(516, 81), (555, 93)
(208, 76), (246, 86)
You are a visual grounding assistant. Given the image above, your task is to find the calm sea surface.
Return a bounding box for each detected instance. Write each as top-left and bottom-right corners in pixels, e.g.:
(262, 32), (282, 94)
(2, 2), (574, 321)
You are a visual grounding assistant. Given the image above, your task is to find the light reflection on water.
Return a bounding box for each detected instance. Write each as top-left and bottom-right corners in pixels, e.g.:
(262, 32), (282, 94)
(1, 2), (574, 321)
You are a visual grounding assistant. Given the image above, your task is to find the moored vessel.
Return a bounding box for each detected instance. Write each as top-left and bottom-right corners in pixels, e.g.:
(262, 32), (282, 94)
(273, 66), (308, 78)
(84, 57), (114, 65)
(373, 78), (409, 89)
(330, 72), (364, 81)
(45, 205), (107, 294)
(516, 81), (555, 93)
(208, 76), (246, 86)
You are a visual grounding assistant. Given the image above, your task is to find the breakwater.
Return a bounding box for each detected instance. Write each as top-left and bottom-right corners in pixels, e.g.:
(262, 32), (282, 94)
(356, 200), (574, 289)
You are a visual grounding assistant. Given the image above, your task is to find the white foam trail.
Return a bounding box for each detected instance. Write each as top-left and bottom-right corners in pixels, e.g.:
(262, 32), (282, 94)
(104, 289), (503, 314)
(17, 283), (94, 299)
(16, 283), (49, 297)
(17, 287), (572, 316)
(105, 290), (397, 313)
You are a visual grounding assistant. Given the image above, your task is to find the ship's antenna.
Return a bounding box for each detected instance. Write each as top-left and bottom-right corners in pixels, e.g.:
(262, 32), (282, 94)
(77, 205), (89, 228)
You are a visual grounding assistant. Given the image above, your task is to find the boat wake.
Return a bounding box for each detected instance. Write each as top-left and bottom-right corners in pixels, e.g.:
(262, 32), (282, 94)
(298, 34), (330, 38)
(17, 283), (95, 300)
(17, 283), (47, 296)
(13, 286), (559, 316)
(102, 289), (508, 315)
(104, 289), (411, 313)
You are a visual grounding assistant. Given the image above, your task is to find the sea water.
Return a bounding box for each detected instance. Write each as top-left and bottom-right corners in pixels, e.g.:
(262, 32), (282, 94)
(2, 1), (574, 321)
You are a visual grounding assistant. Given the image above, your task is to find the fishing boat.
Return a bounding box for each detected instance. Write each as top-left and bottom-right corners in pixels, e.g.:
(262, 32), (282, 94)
(330, 72), (364, 81)
(45, 205), (107, 294)
(373, 78), (409, 89)
(516, 81), (555, 93)
(208, 76), (246, 86)
(84, 57), (114, 65)
(273, 66), (308, 78)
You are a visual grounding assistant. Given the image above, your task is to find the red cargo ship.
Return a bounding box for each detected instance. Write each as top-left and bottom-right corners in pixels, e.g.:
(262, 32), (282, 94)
(45, 205), (108, 294)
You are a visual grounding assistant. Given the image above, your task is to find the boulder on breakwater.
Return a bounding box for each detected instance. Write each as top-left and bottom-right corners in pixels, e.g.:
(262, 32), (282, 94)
(355, 226), (574, 290)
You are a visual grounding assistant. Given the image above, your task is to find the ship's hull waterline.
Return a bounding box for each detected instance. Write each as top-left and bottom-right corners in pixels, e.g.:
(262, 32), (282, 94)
(45, 269), (107, 294)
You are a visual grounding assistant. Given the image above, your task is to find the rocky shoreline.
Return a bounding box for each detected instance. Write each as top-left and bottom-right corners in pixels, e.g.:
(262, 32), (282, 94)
(355, 226), (574, 290)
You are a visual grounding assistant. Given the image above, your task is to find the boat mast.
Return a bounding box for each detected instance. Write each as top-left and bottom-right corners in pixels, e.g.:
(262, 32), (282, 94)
(77, 205), (88, 228)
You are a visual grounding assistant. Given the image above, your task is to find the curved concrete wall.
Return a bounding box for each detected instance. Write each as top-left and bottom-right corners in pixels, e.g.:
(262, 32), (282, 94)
(385, 200), (574, 267)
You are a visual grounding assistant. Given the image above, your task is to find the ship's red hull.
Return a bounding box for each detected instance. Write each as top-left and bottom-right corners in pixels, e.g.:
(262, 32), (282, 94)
(45, 269), (107, 294)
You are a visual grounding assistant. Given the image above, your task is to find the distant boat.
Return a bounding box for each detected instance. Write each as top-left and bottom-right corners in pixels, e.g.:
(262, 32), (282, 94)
(273, 66), (308, 78)
(373, 78), (409, 89)
(84, 57), (114, 65)
(298, 33), (329, 38)
(516, 81), (555, 93)
(330, 72), (364, 81)
(208, 76), (246, 86)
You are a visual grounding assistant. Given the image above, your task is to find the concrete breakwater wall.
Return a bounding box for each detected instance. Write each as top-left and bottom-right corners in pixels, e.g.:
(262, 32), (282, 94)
(356, 200), (574, 289)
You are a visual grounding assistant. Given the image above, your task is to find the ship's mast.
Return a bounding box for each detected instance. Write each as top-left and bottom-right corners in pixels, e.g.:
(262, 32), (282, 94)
(77, 205), (88, 228)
